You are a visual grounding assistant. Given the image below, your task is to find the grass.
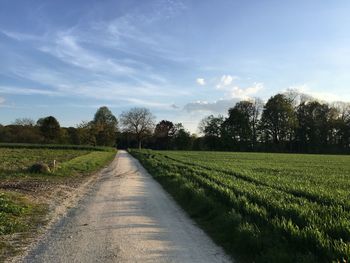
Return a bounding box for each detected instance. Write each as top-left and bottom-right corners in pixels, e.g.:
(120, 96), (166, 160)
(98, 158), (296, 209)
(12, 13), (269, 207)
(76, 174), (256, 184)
(0, 146), (116, 260)
(129, 149), (350, 263)
(0, 191), (46, 261)
(0, 148), (90, 177)
(0, 143), (115, 152)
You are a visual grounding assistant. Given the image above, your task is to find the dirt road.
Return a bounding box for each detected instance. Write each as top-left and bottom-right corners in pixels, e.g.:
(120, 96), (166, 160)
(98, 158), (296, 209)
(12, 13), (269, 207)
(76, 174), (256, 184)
(21, 150), (232, 263)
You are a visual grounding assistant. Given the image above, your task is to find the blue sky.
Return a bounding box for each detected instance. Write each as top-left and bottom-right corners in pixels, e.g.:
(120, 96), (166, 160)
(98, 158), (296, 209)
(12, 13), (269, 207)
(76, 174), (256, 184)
(1, 0), (350, 132)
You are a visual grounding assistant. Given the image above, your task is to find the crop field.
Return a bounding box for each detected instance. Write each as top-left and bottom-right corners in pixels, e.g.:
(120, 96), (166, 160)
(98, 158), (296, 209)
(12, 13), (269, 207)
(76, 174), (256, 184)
(130, 150), (350, 263)
(0, 146), (116, 260)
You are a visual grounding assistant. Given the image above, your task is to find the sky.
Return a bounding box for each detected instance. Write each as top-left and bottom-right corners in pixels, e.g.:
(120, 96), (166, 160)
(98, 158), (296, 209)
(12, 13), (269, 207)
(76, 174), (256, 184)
(1, 0), (350, 132)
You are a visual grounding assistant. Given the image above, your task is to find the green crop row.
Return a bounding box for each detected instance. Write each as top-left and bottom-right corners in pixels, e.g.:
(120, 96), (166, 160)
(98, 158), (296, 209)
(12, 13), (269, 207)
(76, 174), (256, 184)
(130, 149), (350, 263)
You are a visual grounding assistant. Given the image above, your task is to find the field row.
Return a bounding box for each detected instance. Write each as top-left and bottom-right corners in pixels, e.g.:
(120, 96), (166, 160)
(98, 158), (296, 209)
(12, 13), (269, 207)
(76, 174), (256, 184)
(130, 150), (350, 263)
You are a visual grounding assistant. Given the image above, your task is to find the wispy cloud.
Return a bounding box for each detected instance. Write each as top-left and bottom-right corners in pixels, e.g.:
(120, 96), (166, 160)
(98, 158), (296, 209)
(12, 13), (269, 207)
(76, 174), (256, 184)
(0, 97), (5, 105)
(0, 0), (190, 111)
(183, 99), (239, 114)
(40, 33), (136, 76)
(0, 29), (43, 41)
(0, 86), (61, 96)
(196, 78), (206, 86)
(287, 84), (342, 102)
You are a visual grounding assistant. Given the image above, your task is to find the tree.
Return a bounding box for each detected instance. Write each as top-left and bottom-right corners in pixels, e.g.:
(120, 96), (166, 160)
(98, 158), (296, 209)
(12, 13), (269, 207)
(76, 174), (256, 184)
(198, 115), (224, 150)
(37, 116), (61, 143)
(154, 120), (176, 150)
(67, 127), (81, 145)
(224, 102), (253, 146)
(332, 102), (350, 151)
(93, 106), (118, 146)
(296, 101), (338, 152)
(260, 94), (297, 145)
(13, 118), (35, 126)
(120, 108), (155, 149)
(221, 100), (263, 150)
(77, 121), (97, 146)
(172, 123), (193, 150)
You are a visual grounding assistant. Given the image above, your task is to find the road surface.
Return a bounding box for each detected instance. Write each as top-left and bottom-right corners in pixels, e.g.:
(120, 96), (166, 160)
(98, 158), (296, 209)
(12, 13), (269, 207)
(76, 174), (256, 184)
(22, 150), (232, 263)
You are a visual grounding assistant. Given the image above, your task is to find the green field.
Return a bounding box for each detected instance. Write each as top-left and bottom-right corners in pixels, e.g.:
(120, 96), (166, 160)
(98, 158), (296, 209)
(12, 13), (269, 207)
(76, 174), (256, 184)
(130, 150), (350, 263)
(0, 146), (116, 260)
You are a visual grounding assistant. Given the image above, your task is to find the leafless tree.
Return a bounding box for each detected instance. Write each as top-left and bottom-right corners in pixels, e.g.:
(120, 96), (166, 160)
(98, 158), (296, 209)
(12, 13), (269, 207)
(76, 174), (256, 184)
(12, 118), (35, 126)
(120, 108), (156, 149)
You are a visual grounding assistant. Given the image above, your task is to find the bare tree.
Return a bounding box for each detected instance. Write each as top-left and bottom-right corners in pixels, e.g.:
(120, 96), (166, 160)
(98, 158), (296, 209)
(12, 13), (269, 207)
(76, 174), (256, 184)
(120, 108), (156, 149)
(13, 118), (35, 126)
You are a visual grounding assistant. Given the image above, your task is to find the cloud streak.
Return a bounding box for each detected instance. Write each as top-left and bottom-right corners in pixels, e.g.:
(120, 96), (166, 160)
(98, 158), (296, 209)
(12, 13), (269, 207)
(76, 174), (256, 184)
(183, 99), (239, 114)
(0, 0), (191, 111)
(287, 84), (343, 102)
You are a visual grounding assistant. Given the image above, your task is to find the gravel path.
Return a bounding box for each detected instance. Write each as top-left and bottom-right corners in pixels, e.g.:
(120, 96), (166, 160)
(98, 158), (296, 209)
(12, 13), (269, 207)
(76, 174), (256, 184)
(21, 150), (232, 263)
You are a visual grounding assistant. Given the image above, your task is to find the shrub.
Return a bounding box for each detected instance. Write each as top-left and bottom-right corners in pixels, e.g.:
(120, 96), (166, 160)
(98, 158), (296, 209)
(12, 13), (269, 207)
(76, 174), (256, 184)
(28, 163), (51, 174)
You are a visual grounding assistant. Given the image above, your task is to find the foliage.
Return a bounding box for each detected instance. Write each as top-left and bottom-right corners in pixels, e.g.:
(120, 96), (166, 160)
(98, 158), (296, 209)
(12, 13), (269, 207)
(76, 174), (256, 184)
(0, 106), (118, 147)
(154, 120), (176, 150)
(197, 94), (350, 153)
(130, 149), (350, 263)
(172, 123), (193, 150)
(120, 107), (156, 149)
(260, 94), (297, 144)
(28, 163), (51, 174)
(93, 106), (118, 146)
(37, 116), (61, 143)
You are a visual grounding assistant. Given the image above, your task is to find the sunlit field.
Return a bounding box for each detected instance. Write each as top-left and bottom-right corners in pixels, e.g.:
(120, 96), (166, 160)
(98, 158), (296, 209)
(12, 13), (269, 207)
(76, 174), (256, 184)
(131, 150), (350, 262)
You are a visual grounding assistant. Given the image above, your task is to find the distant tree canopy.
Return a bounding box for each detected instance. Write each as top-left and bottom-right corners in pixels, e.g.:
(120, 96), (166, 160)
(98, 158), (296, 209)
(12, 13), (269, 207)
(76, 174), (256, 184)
(197, 93), (350, 153)
(93, 106), (118, 146)
(0, 106), (119, 147)
(38, 116), (61, 143)
(260, 94), (297, 144)
(154, 120), (176, 150)
(0, 93), (349, 153)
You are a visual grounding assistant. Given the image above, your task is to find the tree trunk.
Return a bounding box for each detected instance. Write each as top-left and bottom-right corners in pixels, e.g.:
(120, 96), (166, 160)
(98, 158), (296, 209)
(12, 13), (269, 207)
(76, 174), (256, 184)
(138, 140), (142, 150)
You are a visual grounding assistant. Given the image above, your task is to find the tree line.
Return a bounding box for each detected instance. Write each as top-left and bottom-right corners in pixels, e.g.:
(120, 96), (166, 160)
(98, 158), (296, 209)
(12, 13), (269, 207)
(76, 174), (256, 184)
(197, 91), (350, 153)
(1, 91), (349, 153)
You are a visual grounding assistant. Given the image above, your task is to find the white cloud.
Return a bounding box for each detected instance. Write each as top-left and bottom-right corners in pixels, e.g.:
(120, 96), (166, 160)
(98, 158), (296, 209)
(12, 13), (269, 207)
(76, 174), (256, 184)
(214, 75), (262, 99)
(183, 99), (240, 114)
(0, 97), (5, 105)
(228, 82), (264, 99)
(287, 84), (342, 102)
(216, 75), (237, 89)
(196, 78), (206, 86)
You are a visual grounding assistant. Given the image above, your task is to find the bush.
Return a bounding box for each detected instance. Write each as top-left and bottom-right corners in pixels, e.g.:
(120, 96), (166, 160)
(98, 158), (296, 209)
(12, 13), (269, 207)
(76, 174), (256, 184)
(28, 163), (51, 174)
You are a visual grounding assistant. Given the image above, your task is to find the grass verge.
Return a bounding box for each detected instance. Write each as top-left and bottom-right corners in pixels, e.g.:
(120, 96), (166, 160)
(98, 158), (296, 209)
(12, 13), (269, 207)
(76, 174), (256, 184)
(0, 148), (116, 260)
